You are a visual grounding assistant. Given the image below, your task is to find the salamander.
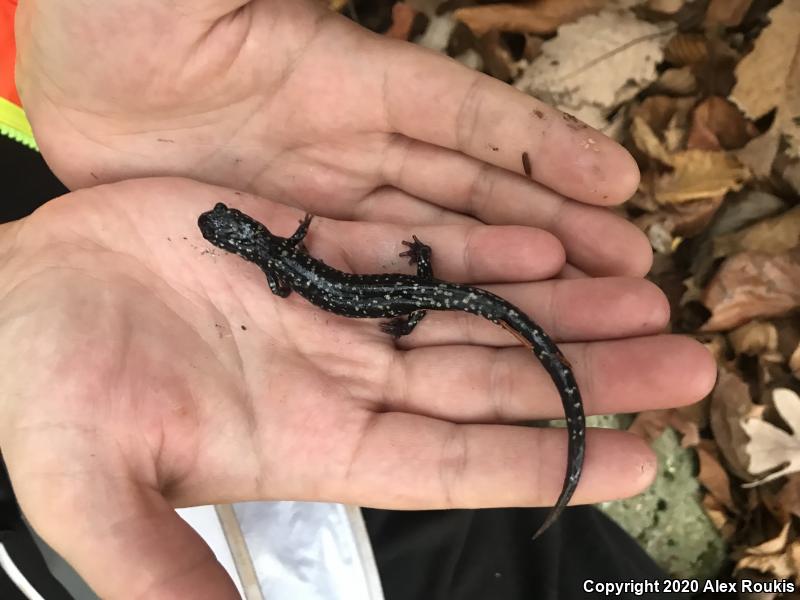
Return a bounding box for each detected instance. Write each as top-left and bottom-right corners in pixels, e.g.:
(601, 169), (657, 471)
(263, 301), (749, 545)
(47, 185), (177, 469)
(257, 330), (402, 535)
(198, 202), (585, 540)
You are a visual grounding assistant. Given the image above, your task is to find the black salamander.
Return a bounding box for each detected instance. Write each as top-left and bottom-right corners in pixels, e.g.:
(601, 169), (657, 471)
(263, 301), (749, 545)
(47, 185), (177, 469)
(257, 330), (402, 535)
(198, 202), (585, 539)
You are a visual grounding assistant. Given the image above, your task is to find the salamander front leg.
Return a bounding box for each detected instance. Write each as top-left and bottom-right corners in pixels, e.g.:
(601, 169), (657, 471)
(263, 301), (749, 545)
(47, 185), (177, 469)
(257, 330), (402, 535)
(264, 270), (292, 297)
(400, 235), (433, 279)
(379, 235), (435, 338)
(288, 214), (313, 247)
(380, 310), (427, 338)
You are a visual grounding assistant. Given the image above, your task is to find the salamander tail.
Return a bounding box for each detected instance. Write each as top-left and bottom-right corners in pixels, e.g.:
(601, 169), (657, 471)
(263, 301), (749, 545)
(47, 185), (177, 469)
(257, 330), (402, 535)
(497, 310), (586, 541)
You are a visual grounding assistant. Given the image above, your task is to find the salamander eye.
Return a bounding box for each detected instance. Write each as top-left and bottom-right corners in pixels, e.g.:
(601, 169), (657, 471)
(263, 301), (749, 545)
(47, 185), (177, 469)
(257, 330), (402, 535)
(214, 202), (228, 212)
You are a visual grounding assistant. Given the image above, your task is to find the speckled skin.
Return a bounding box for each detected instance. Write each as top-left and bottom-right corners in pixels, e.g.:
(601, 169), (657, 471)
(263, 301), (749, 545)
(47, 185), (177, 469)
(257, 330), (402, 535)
(198, 203), (585, 539)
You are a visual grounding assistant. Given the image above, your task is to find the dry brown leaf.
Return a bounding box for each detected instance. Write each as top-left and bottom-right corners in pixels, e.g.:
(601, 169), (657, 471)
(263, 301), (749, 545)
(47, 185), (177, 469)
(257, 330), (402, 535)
(744, 389), (800, 486)
(729, 321), (779, 356)
(634, 196), (724, 239)
(736, 530), (800, 586)
(632, 114), (749, 204)
(654, 150), (748, 204)
(736, 523), (795, 581)
(664, 33), (708, 66)
(385, 2), (419, 40)
(736, 523), (793, 578)
(730, 0), (800, 120)
(687, 96), (758, 151)
(737, 550), (797, 582)
(628, 405), (703, 447)
(714, 206), (800, 258)
(730, 0), (800, 174)
(705, 0), (754, 27)
(697, 441), (738, 512)
(748, 522), (791, 556)
(701, 248), (800, 331)
(703, 494), (735, 539)
(515, 9), (671, 128)
(710, 368), (757, 480)
(776, 474), (800, 521)
(701, 495), (727, 528)
(679, 419), (701, 448)
(454, 0), (605, 36)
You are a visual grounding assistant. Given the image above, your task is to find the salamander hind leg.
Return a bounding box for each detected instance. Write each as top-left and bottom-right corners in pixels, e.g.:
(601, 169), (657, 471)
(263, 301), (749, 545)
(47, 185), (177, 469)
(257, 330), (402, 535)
(288, 214), (313, 246)
(399, 235), (433, 279)
(380, 310), (427, 338)
(265, 270), (292, 297)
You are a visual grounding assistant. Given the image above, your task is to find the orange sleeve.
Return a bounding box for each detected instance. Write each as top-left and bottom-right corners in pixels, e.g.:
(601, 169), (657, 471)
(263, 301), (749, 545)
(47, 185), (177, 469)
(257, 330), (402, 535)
(0, 0), (37, 150)
(0, 0), (20, 106)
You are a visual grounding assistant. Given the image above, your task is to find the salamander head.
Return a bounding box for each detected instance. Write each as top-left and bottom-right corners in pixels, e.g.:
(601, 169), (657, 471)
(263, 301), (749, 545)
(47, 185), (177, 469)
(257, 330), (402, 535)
(198, 202), (275, 260)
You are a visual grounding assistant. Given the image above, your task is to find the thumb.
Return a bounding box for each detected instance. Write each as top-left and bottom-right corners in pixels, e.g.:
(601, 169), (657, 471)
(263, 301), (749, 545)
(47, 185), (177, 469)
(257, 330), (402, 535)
(17, 474), (239, 600)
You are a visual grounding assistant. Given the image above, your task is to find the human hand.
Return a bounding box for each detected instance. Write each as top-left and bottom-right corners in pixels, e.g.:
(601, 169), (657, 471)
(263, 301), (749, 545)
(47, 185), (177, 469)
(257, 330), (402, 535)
(16, 0), (648, 278)
(0, 178), (714, 598)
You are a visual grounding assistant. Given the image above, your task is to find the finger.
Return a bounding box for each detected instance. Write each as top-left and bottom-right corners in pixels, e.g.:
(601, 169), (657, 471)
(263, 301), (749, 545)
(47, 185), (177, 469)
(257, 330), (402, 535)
(329, 221), (567, 283)
(211, 189), (567, 283)
(350, 187), (600, 281)
(384, 335), (715, 423)
(386, 277), (669, 346)
(379, 42), (640, 206)
(378, 136), (652, 277)
(353, 185), (478, 226)
(337, 416), (654, 508)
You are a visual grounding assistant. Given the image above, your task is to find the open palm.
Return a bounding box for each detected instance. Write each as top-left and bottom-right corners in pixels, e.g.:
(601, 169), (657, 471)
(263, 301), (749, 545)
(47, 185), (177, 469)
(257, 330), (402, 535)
(0, 178), (714, 598)
(17, 0), (648, 277)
